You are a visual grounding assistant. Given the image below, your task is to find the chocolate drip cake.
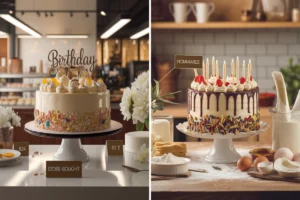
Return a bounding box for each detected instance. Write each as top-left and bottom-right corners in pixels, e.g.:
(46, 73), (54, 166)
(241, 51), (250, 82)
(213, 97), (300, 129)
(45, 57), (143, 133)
(187, 57), (260, 134)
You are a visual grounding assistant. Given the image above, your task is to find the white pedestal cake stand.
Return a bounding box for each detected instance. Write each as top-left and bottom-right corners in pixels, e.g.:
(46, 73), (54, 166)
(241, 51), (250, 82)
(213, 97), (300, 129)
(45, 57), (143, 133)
(176, 121), (269, 164)
(25, 120), (123, 163)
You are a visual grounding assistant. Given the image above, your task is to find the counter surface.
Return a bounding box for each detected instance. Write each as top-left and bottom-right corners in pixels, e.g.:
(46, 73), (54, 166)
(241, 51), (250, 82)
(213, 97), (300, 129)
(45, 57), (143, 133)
(152, 142), (300, 192)
(0, 145), (149, 187)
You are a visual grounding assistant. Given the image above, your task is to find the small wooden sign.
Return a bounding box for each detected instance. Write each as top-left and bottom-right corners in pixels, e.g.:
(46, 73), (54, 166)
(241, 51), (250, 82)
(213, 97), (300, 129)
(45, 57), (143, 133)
(13, 142), (29, 156)
(106, 140), (123, 156)
(46, 161), (82, 178)
(174, 55), (203, 69)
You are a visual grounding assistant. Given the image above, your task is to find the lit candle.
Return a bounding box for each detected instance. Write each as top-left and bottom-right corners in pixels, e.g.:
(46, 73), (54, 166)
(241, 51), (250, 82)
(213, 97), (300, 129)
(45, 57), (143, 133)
(231, 58), (235, 81)
(206, 58), (209, 79)
(242, 60), (246, 78)
(236, 56), (239, 81)
(216, 60), (219, 78)
(202, 60), (206, 80)
(212, 56), (215, 76)
(223, 60), (226, 85)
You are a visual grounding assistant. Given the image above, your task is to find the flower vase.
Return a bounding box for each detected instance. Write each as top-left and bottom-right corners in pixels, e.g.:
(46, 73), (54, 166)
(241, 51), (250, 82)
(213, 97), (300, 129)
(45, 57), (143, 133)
(0, 126), (14, 149)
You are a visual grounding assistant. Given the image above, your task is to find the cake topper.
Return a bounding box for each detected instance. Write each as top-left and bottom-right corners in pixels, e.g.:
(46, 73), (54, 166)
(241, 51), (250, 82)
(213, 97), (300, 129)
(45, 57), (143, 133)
(48, 48), (97, 74)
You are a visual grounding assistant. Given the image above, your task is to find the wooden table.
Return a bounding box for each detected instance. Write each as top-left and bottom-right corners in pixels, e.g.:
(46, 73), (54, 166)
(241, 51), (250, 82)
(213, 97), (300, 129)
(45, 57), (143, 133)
(152, 142), (300, 199)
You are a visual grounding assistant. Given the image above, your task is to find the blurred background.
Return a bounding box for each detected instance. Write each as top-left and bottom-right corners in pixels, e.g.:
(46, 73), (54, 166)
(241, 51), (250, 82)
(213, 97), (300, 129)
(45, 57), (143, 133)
(151, 0), (300, 143)
(0, 0), (149, 144)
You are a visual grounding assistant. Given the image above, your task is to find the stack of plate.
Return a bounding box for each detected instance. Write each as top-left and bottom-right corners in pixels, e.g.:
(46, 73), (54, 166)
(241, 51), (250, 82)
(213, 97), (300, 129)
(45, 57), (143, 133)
(0, 149), (22, 167)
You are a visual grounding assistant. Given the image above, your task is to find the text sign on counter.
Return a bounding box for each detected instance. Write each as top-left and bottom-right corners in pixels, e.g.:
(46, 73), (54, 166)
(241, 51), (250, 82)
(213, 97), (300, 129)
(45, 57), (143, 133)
(46, 161), (82, 178)
(13, 142), (29, 156)
(174, 55), (203, 69)
(106, 140), (123, 156)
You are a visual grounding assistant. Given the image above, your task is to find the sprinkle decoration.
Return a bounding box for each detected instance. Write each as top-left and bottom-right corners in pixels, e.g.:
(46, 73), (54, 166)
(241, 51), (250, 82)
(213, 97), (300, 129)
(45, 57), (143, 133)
(34, 108), (111, 132)
(187, 113), (260, 135)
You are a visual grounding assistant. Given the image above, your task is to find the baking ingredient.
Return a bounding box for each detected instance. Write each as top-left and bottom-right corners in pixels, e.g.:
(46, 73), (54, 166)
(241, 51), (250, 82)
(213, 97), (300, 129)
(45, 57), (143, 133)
(151, 153), (187, 164)
(257, 161), (273, 175)
(293, 153), (300, 162)
(274, 158), (300, 178)
(237, 156), (252, 171)
(274, 148), (293, 161)
(253, 156), (269, 169)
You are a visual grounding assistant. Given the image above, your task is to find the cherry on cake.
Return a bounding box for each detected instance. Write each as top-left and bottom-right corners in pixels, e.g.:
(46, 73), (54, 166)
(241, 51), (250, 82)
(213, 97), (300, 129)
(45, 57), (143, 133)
(34, 69), (111, 132)
(188, 57), (260, 135)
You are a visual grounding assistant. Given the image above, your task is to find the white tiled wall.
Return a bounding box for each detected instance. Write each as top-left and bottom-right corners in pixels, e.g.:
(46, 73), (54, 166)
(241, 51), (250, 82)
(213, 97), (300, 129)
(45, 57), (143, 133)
(152, 29), (300, 100)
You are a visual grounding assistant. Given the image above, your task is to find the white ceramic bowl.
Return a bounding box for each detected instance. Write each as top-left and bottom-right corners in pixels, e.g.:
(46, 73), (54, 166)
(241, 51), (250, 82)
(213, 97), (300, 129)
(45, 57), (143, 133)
(257, 161), (273, 174)
(151, 158), (190, 176)
(274, 158), (300, 178)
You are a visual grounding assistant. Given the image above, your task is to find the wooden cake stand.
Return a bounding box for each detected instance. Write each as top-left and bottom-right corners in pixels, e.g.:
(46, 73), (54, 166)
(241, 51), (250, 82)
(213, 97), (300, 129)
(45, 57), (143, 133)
(176, 121), (269, 164)
(25, 120), (123, 163)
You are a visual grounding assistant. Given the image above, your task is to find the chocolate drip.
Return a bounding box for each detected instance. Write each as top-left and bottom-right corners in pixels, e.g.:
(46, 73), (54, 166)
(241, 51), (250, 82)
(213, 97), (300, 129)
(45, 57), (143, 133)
(215, 93), (220, 111)
(207, 93), (211, 109)
(241, 93), (244, 110)
(193, 93), (197, 111)
(188, 87), (259, 117)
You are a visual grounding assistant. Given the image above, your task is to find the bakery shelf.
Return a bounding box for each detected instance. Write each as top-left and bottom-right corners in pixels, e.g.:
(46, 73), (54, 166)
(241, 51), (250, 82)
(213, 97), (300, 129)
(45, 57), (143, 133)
(151, 22), (300, 29)
(0, 73), (51, 78)
(0, 87), (39, 92)
(0, 105), (34, 109)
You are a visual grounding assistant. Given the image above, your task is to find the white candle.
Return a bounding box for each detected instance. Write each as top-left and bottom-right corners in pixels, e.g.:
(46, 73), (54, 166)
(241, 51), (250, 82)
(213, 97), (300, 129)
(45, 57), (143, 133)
(223, 60), (226, 85)
(247, 61), (251, 81)
(236, 56), (239, 81)
(212, 56), (215, 76)
(242, 60), (246, 78)
(216, 60), (219, 78)
(249, 59), (252, 80)
(206, 58), (209, 79)
(202, 60), (206, 80)
(231, 58), (235, 80)
(151, 119), (171, 142)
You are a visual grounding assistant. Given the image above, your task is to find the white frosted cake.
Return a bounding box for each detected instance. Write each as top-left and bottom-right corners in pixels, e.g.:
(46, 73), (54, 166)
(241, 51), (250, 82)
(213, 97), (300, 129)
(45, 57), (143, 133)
(34, 70), (111, 132)
(125, 131), (149, 152)
(188, 57), (260, 134)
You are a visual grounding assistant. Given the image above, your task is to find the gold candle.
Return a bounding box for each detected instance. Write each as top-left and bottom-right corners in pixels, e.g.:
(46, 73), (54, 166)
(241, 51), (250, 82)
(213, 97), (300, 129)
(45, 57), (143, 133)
(206, 58), (209, 79)
(242, 60), (246, 78)
(247, 61), (251, 81)
(202, 60), (206, 80)
(212, 56), (215, 76)
(236, 56), (239, 81)
(249, 59), (252, 80)
(216, 60), (219, 78)
(223, 60), (226, 85)
(231, 58), (235, 83)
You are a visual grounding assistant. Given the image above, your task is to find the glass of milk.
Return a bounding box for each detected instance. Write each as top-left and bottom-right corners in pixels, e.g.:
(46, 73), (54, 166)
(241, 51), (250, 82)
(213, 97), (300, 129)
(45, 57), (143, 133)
(152, 115), (174, 142)
(270, 108), (300, 153)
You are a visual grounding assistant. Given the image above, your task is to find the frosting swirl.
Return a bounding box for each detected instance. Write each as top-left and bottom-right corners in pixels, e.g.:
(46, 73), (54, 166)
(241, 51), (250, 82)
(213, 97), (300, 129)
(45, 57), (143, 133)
(59, 75), (69, 87)
(227, 84), (237, 92)
(89, 81), (97, 92)
(251, 80), (258, 88)
(96, 81), (107, 92)
(68, 79), (79, 93)
(197, 83), (206, 92)
(236, 83), (244, 92)
(56, 83), (68, 93)
(206, 84), (214, 92)
(208, 76), (217, 85)
(191, 81), (199, 90)
(244, 82), (251, 91)
(214, 85), (227, 92)
(79, 83), (88, 93)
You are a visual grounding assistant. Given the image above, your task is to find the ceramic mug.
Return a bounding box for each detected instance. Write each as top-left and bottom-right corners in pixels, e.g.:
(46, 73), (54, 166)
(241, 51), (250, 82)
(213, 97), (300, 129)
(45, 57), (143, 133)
(169, 2), (192, 23)
(192, 2), (215, 23)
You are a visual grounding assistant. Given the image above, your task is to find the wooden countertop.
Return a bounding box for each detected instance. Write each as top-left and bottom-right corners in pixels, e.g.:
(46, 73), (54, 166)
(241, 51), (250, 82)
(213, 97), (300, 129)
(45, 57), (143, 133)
(152, 142), (300, 193)
(154, 104), (272, 118)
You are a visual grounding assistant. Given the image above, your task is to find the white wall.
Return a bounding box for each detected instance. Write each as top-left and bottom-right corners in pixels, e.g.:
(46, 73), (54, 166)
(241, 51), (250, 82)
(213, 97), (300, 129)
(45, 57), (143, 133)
(16, 0), (97, 73)
(152, 29), (300, 101)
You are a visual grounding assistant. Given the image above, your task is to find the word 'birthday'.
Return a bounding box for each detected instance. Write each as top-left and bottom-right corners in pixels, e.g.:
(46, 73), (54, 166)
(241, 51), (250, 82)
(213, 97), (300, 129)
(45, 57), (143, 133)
(48, 48), (97, 72)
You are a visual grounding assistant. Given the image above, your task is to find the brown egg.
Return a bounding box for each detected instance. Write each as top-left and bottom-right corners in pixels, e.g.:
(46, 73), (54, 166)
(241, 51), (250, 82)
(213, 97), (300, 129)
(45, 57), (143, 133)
(237, 156), (253, 171)
(253, 156), (269, 169)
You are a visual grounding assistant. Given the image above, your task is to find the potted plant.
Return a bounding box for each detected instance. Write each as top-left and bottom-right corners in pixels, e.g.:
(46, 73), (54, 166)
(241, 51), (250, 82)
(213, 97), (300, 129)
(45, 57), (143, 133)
(0, 106), (21, 149)
(280, 58), (300, 105)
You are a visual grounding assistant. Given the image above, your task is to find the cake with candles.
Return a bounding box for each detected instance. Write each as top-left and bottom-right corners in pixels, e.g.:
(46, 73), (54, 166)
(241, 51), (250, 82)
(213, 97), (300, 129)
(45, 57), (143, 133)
(34, 68), (111, 132)
(188, 57), (260, 134)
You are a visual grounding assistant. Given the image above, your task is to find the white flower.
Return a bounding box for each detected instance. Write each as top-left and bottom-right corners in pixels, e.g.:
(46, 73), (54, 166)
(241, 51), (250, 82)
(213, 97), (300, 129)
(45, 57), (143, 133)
(132, 87), (149, 124)
(0, 107), (10, 128)
(11, 113), (21, 127)
(131, 71), (149, 90)
(119, 87), (133, 121)
(134, 144), (149, 163)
